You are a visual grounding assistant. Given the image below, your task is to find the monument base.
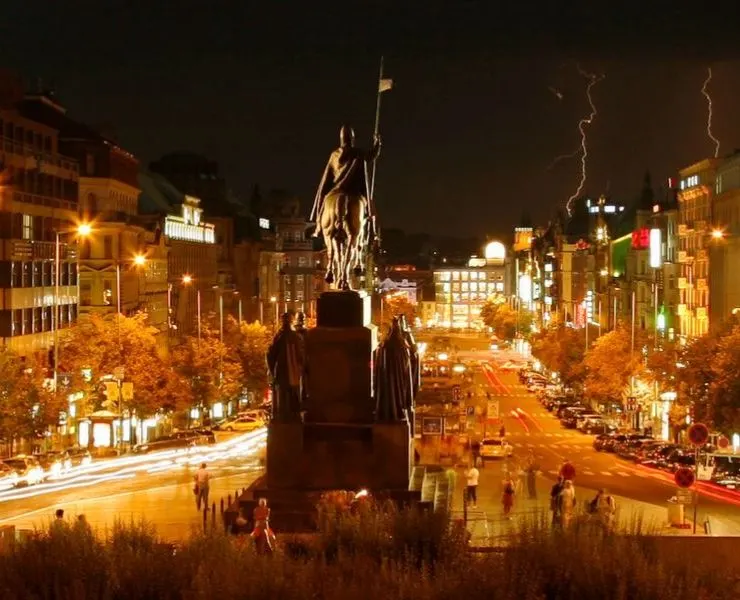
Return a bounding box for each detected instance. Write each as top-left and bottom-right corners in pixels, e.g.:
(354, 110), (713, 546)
(266, 421), (412, 491)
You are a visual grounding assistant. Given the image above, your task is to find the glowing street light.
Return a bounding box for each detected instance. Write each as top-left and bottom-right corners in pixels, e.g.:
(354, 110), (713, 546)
(77, 222), (93, 237)
(180, 275), (200, 341)
(711, 228), (725, 240)
(182, 274), (193, 284)
(133, 254), (147, 266)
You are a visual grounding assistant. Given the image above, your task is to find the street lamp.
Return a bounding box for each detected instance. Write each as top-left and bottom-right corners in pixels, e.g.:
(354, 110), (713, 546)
(270, 296), (278, 331)
(53, 222), (93, 392)
(182, 275), (201, 342)
(712, 228), (725, 240)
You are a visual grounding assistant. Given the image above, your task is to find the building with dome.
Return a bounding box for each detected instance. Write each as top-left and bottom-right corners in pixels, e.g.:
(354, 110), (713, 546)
(432, 240), (513, 329)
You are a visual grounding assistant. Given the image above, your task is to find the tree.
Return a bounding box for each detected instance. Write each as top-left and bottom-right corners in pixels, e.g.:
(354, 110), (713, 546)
(708, 323), (740, 433)
(531, 324), (586, 388)
(60, 313), (179, 418)
(0, 349), (62, 454)
(481, 300), (533, 340)
(172, 323), (244, 414)
(381, 295), (416, 334)
(583, 327), (644, 406)
(225, 318), (271, 402)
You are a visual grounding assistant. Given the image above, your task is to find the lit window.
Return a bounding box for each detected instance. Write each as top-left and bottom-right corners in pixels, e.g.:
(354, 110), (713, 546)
(22, 214), (33, 240)
(298, 256), (308, 267)
(296, 290), (304, 301)
(452, 272), (460, 281)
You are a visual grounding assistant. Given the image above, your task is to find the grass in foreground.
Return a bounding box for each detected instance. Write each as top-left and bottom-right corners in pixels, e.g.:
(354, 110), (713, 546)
(0, 502), (738, 600)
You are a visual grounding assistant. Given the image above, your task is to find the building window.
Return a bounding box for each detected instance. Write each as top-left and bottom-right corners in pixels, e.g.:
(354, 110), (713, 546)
(298, 256), (308, 267)
(80, 282), (92, 306)
(103, 236), (113, 259)
(103, 281), (113, 306)
(283, 274), (291, 289)
(296, 290), (304, 301)
(282, 256), (290, 268)
(12, 309), (21, 336)
(295, 274), (304, 285)
(22, 214), (33, 240)
(22, 262), (31, 287)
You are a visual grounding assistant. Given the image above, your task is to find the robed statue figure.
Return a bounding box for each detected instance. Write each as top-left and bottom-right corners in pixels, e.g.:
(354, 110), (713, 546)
(266, 313), (306, 422)
(310, 125), (380, 290)
(374, 317), (414, 424)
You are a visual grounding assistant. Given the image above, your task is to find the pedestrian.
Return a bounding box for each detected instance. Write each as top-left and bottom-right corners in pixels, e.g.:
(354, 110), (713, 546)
(471, 439), (481, 468)
(590, 488), (617, 530)
(465, 463), (480, 508)
(194, 463), (210, 511)
(55, 509), (64, 520)
(559, 480), (577, 527)
(526, 453), (539, 500)
(499, 424), (506, 438)
(502, 475), (515, 518)
(550, 476), (564, 527)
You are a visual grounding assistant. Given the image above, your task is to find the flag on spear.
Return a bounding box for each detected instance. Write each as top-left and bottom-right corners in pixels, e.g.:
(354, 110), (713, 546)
(378, 78), (393, 92)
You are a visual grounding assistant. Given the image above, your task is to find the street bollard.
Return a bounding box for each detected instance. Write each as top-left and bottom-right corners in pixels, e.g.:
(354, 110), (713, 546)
(211, 503), (216, 527)
(202, 507), (207, 532)
(227, 494), (231, 507)
(220, 498), (224, 514)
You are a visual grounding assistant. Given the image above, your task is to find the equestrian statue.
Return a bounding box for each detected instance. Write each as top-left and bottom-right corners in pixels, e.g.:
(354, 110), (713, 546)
(310, 125), (380, 290)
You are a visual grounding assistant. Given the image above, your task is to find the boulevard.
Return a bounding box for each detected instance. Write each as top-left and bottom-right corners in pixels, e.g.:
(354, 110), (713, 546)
(446, 342), (740, 537)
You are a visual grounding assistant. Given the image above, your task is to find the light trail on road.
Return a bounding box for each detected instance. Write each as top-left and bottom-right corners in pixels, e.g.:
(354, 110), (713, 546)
(0, 429), (266, 503)
(515, 407), (544, 433)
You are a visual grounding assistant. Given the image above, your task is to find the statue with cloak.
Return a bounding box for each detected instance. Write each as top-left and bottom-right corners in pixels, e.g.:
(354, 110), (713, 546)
(373, 317), (414, 424)
(266, 312), (306, 422)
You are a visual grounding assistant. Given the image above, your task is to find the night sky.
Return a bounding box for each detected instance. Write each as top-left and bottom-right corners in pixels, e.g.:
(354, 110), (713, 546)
(3, 2), (740, 239)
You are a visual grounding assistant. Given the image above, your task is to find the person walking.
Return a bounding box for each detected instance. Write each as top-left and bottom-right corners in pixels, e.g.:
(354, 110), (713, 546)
(590, 488), (617, 531)
(559, 480), (577, 527)
(465, 463), (480, 508)
(550, 476), (564, 527)
(194, 463), (211, 511)
(502, 475), (516, 518)
(525, 452), (539, 500)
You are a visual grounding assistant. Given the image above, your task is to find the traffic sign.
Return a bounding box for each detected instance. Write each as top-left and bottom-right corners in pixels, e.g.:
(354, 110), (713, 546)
(560, 462), (576, 481)
(717, 435), (730, 450)
(675, 489), (693, 505)
(487, 398), (500, 419)
(688, 423), (709, 446)
(674, 467), (695, 488)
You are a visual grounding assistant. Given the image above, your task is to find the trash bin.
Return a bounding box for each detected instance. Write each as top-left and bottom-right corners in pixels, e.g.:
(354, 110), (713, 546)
(667, 501), (684, 526)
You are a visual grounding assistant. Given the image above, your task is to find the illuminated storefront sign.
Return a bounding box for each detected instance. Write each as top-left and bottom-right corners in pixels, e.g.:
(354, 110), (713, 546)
(164, 196), (215, 244)
(631, 228), (650, 249)
(650, 228), (662, 268)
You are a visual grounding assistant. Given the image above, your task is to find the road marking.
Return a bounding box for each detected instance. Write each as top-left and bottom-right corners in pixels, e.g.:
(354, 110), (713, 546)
(547, 470), (559, 475)
(616, 472), (631, 477)
(600, 471), (613, 476)
(526, 444), (534, 448)
(583, 470), (595, 476)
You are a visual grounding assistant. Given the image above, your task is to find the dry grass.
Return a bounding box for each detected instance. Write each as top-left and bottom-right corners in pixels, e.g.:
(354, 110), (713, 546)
(0, 504), (738, 600)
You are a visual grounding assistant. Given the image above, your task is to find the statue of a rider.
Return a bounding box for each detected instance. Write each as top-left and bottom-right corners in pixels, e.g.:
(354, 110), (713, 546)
(310, 125), (380, 241)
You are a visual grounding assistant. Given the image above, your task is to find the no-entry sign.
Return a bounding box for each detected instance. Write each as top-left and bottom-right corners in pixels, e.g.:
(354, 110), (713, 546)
(688, 423), (709, 447)
(674, 467), (695, 489)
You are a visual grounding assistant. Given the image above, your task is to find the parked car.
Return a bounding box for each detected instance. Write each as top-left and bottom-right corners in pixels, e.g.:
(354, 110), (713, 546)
(3, 456), (44, 486)
(661, 448), (696, 472)
(593, 433), (615, 451)
(133, 434), (199, 454)
(616, 438), (655, 461)
(479, 438), (514, 459)
(212, 415), (265, 433)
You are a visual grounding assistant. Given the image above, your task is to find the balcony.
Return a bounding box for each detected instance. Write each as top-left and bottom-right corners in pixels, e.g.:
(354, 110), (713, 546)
(677, 304), (687, 316)
(678, 224), (687, 236)
(1, 136), (78, 173)
(13, 190), (77, 212)
(677, 277), (687, 289)
(697, 278), (707, 291)
(677, 251), (688, 263)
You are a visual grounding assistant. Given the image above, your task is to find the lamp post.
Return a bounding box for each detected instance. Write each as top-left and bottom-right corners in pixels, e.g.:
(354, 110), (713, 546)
(181, 274), (201, 342)
(53, 222), (92, 392)
(270, 296), (277, 331)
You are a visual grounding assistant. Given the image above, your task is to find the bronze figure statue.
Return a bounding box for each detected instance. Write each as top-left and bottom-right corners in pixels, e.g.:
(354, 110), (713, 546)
(310, 125), (380, 290)
(373, 317), (414, 423)
(266, 312), (306, 422)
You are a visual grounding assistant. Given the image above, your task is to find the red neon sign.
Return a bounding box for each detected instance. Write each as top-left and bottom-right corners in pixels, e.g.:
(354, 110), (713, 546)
(631, 228), (650, 249)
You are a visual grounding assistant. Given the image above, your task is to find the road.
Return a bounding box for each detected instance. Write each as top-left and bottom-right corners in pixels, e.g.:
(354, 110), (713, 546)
(466, 348), (740, 534)
(0, 431), (266, 541)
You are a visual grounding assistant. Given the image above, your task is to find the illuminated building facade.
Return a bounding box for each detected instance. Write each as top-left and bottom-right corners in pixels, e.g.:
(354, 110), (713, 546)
(0, 76), (80, 355)
(677, 159), (720, 339)
(710, 153), (740, 327)
(433, 241), (510, 329)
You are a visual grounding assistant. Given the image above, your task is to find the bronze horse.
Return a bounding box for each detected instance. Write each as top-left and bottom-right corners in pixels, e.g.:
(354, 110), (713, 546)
(311, 126), (380, 290)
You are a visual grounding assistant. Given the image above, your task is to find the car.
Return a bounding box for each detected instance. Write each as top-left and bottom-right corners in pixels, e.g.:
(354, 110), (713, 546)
(212, 415), (265, 432)
(581, 420), (617, 435)
(616, 438), (655, 461)
(3, 456), (44, 486)
(238, 409), (270, 422)
(593, 433), (615, 451)
(133, 434), (198, 454)
(479, 438), (514, 459)
(64, 447), (93, 467)
(0, 462), (20, 488)
(36, 452), (68, 478)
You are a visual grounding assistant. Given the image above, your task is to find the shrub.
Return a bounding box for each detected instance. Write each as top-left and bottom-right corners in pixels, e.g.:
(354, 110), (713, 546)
(0, 508), (738, 600)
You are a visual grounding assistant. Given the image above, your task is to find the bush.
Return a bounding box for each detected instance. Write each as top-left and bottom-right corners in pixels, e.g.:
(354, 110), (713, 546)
(0, 509), (738, 600)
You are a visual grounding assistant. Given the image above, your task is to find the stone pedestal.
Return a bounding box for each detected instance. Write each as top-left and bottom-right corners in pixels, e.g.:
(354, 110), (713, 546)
(266, 421), (412, 491)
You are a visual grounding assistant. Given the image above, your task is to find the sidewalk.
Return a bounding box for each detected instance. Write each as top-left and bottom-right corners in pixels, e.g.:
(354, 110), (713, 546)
(5, 472), (261, 542)
(452, 463), (739, 544)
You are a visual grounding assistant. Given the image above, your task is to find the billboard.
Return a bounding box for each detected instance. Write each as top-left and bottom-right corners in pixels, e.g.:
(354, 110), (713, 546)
(631, 228), (650, 249)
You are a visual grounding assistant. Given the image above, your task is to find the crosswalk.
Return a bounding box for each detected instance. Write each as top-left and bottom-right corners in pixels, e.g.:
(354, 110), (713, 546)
(537, 467), (667, 480)
(510, 441), (592, 451)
